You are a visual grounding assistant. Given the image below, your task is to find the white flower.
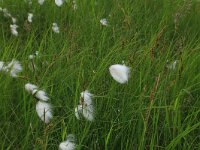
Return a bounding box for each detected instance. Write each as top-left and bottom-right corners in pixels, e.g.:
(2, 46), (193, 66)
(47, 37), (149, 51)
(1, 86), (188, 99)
(10, 24), (18, 36)
(36, 101), (53, 124)
(5, 59), (23, 77)
(38, 0), (45, 5)
(0, 61), (5, 71)
(109, 64), (130, 84)
(25, 83), (38, 94)
(59, 134), (76, 150)
(55, 0), (64, 7)
(166, 60), (178, 70)
(100, 18), (108, 26)
(75, 90), (94, 121)
(28, 13), (33, 23)
(34, 90), (49, 101)
(52, 23), (60, 33)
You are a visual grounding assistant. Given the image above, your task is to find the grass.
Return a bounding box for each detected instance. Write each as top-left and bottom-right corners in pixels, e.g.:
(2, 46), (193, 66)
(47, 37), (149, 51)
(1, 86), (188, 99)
(0, 0), (200, 149)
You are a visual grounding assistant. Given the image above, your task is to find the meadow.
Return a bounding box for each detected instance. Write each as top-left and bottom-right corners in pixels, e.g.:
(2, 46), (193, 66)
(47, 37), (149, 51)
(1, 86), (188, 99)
(0, 0), (200, 149)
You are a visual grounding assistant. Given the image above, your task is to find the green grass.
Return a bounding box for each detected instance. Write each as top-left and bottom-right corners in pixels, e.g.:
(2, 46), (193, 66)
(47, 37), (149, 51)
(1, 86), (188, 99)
(0, 0), (200, 149)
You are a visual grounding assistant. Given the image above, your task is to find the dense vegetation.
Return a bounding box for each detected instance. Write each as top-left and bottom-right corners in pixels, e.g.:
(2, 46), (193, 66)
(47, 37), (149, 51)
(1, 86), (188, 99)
(0, 0), (200, 149)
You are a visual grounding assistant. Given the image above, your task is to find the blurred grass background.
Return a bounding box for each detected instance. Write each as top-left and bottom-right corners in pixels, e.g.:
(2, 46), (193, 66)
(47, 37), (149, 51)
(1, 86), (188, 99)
(0, 0), (200, 149)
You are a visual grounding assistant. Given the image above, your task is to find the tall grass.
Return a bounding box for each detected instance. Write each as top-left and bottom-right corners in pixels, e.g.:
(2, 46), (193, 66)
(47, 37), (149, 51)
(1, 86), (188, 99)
(0, 0), (200, 149)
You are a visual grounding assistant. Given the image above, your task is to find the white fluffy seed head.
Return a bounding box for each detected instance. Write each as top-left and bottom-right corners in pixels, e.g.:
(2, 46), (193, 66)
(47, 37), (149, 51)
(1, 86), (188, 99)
(38, 0), (45, 5)
(109, 64), (130, 84)
(52, 23), (60, 33)
(10, 24), (18, 36)
(28, 54), (35, 60)
(36, 101), (53, 124)
(75, 90), (94, 121)
(72, 0), (77, 10)
(75, 104), (94, 121)
(2, 8), (11, 18)
(167, 60), (178, 70)
(34, 90), (49, 101)
(6, 59), (22, 77)
(28, 13), (33, 23)
(0, 61), (4, 71)
(25, 83), (38, 94)
(80, 90), (93, 105)
(82, 104), (94, 121)
(100, 18), (108, 26)
(55, 0), (64, 7)
(12, 17), (17, 24)
(59, 134), (76, 150)
(75, 105), (82, 120)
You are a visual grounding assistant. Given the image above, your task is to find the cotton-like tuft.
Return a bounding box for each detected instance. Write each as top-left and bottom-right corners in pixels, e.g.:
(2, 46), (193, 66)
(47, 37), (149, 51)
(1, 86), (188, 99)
(80, 90), (93, 105)
(36, 101), (53, 124)
(82, 104), (94, 121)
(6, 59), (23, 77)
(34, 90), (49, 101)
(100, 18), (108, 26)
(28, 13), (33, 23)
(55, 0), (64, 7)
(28, 54), (35, 60)
(75, 90), (94, 121)
(59, 134), (76, 150)
(166, 60), (178, 70)
(38, 0), (45, 5)
(0, 61), (4, 71)
(52, 23), (60, 33)
(10, 24), (18, 36)
(2, 8), (11, 18)
(72, 0), (77, 10)
(25, 83), (38, 94)
(75, 105), (82, 120)
(12, 17), (17, 24)
(109, 64), (130, 84)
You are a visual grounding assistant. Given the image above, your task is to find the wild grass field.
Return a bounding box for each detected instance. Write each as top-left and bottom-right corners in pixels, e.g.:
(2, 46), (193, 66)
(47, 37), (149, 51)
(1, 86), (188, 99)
(0, 0), (200, 149)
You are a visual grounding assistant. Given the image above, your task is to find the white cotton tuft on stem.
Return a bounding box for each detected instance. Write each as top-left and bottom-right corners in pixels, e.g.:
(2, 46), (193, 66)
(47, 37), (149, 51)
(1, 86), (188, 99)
(28, 13), (33, 23)
(12, 17), (17, 24)
(25, 83), (38, 94)
(75, 90), (94, 121)
(75, 105), (82, 120)
(0, 61), (5, 71)
(59, 134), (76, 150)
(166, 60), (178, 70)
(80, 90), (93, 105)
(38, 0), (45, 5)
(10, 24), (19, 36)
(38, 0), (44, 5)
(100, 18), (108, 26)
(82, 104), (94, 121)
(5, 59), (23, 77)
(109, 64), (130, 84)
(55, 0), (64, 7)
(36, 101), (53, 124)
(34, 90), (49, 101)
(52, 23), (60, 33)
